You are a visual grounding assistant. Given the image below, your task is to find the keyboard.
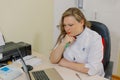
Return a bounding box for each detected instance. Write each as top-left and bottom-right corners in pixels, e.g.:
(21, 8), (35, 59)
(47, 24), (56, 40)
(32, 70), (49, 80)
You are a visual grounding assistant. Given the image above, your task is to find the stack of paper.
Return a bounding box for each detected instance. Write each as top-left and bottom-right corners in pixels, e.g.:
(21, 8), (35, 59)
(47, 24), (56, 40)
(15, 55), (42, 67)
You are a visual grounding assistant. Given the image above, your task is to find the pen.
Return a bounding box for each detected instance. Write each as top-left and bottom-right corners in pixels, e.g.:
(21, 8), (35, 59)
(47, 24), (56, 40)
(65, 42), (70, 48)
(76, 73), (82, 80)
(65, 36), (77, 49)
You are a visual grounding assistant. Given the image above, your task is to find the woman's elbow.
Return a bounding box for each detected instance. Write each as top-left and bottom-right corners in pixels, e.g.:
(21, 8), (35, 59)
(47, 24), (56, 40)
(50, 59), (57, 64)
(50, 57), (59, 64)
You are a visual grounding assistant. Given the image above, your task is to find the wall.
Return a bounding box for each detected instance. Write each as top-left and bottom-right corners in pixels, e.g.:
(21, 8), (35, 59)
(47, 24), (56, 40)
(54, 0), (76, 44)
(117, 56), (120, 76)
(117, 51), (120, 76)
(0, 0), (53, 54)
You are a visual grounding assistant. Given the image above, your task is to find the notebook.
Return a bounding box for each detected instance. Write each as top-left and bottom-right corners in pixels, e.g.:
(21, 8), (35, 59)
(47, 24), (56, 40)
(29, 68), (63, 80)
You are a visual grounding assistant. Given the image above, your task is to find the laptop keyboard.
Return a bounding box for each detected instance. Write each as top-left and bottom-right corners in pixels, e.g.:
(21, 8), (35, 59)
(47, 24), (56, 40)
(32, 70), (49, 80)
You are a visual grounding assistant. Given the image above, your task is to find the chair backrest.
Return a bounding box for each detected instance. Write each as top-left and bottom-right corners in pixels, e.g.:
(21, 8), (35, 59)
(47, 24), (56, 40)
(89, 21), (111, 70)
(0, 32), (5, 46)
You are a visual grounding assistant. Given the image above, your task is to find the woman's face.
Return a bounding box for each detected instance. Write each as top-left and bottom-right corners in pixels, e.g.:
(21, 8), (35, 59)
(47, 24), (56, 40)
(63, 16), (84, 37)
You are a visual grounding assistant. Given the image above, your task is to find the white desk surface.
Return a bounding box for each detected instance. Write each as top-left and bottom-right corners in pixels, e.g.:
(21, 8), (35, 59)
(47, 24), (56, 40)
(14, 51), (109, 80)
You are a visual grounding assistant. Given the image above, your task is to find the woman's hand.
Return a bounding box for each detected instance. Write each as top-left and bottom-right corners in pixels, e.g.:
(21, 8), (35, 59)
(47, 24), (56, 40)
(62, 35), (76, 45)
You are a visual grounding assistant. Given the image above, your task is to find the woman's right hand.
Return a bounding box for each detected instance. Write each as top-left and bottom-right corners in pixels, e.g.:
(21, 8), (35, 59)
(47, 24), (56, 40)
(62, 34), (76, 45)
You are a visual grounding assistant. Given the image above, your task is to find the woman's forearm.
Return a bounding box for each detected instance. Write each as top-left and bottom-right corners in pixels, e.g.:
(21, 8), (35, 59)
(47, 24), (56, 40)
(67, 61), (89, 73)
(50, 42), (66, 64)
(59, 58), (89, 74)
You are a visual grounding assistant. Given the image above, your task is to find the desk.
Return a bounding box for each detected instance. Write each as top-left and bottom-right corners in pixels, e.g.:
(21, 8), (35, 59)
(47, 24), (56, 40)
(14, 51), (109, 80)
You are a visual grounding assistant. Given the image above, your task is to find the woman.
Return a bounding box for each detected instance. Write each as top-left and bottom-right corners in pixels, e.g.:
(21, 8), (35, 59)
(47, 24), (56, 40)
(50, 7), (104, 76)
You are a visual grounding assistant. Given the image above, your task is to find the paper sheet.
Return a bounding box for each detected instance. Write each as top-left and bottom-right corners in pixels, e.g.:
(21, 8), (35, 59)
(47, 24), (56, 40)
(14, 55), (42, 67)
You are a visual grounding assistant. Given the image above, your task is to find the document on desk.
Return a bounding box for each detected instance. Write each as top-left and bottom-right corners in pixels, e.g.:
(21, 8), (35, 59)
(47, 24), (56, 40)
(15, 55), (42, 67)
(89, 75), (109, 80)
(76, 74), (109, 80)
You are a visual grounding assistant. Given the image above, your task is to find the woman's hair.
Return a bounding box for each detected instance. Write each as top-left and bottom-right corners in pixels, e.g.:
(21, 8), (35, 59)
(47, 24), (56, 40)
(56, 7), (91, 45)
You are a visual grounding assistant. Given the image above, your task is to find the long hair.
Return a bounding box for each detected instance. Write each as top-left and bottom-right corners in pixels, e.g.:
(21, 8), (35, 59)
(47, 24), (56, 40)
(56, 7), (91, 45)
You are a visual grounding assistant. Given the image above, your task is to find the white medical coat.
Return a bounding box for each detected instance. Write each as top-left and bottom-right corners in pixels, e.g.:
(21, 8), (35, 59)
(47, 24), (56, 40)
(63, 27), (105, 76)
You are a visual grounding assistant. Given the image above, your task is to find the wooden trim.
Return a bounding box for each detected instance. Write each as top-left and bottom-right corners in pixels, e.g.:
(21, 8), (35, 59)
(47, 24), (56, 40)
(112, 75), (120, 80)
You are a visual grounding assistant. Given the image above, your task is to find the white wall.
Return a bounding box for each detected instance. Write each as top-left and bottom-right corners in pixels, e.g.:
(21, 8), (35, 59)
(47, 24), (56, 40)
(0, 0), (53, 54)
(53, 0), (77, 45)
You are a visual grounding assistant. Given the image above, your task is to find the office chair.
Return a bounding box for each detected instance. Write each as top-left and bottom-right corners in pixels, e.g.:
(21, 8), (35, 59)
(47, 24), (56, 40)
(90, 21), (113, 79)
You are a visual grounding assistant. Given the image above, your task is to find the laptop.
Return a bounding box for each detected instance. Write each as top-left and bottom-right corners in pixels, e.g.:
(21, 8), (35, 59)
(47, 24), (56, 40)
(17, 47), (63, 80)
(29, 68), (63, 80)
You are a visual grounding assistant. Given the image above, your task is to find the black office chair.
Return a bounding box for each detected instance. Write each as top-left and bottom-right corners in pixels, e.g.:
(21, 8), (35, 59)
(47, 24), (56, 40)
(90, 21), (113, 79)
